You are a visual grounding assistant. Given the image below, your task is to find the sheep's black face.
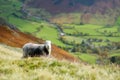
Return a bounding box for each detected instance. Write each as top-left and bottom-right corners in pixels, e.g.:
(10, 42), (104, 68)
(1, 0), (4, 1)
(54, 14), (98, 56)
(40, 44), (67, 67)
(45, 44), (49, 50)
(44, 45), (49, 55)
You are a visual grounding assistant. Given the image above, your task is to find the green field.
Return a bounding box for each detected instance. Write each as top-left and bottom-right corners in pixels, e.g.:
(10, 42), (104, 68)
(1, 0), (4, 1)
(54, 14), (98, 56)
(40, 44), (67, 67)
(63, 24), (103, 35)
(62, 24), (120, 44)
(35, 23), (65, 47)
(75, 53), (98, 64)
(9, 16), (41, 32)
(110, 49), (120, 57)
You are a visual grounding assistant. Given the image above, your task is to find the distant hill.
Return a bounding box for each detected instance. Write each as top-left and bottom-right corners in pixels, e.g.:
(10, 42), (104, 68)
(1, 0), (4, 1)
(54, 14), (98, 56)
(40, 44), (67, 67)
(25, 0), (120, 14)
(1, 0), (120, 25)
(24, 0), (120, 25)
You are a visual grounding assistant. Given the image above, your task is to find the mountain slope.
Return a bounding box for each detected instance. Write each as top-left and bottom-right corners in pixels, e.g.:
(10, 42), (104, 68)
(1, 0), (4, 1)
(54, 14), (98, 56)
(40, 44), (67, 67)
(26, 0), (120, 14)
(0, 44), (120, 80)
(0, 25), (78, 62)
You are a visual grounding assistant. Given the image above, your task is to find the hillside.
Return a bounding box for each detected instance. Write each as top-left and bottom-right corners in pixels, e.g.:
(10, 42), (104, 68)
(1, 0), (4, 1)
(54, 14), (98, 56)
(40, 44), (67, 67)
(0, 25), (78, 62)
(0, 44), (120, 80)
(26, 0), (120, 14)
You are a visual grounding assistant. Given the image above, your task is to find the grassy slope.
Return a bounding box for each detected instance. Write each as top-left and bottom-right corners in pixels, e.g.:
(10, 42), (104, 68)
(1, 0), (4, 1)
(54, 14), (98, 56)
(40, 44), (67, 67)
(9, 16), (66, 47)
(0, 44), (120, 80)
(75, 53), (98, 64)
(9, 16), (40, 33)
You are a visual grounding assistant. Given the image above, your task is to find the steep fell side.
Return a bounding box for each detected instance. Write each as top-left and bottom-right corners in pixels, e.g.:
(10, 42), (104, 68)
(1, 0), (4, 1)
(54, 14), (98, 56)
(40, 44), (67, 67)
(0, 25), (78, 62)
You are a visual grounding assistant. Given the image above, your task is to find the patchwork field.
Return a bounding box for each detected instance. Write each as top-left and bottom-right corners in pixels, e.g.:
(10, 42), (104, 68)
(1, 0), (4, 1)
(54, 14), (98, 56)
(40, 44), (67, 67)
(62, 24), (120, 44)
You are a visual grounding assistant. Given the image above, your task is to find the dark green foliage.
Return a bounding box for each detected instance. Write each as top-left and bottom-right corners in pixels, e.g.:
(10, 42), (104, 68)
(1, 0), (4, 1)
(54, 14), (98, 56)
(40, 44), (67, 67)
(52, 0), (63, 5)
(20, 0), (25, 3)
(0, 17), (7, 25)
(116, 16), (120, 26)
(52, 0), (96, 6)
(116, 16), (120, 32)
(75, 0), (96, 6)
(109, 56), (120, 64)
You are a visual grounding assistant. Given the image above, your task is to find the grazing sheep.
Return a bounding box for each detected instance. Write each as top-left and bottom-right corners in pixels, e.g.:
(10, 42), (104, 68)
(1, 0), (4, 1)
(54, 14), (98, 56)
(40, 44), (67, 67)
(22, 40), (51, 58)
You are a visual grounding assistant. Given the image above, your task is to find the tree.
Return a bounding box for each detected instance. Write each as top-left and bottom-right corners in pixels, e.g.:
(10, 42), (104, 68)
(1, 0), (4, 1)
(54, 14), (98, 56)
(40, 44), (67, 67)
(116, 16), (120, 32)
(0, 17), (7, 25)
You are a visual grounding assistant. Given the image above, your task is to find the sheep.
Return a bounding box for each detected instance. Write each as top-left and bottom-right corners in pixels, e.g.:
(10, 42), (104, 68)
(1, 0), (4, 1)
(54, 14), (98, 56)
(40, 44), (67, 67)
(22, 40), (51, 58)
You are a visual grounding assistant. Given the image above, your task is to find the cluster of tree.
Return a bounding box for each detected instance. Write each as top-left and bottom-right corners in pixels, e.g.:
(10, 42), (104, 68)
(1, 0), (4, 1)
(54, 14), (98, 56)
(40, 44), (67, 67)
(97, 56), (120, 65)
(60, 36), (120, 54)
(0, 17), (7, 25)
(71, 40), (120, 53)
(67, 32), (89, 36)
(0, 17), (18, 30)
(102, 30), (119, 37)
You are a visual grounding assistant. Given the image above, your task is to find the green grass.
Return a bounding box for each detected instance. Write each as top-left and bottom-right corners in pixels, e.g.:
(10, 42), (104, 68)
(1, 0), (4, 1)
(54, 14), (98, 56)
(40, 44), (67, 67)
(110, 53), (120, 57)
(36, 24), (66, 47)
(98, 26), (117, 33)
(63, 24), (103, 35)
(9, 16), (41, 32)
(63, 36), (83, 43)
(75, 53), (98, 64)
(63, 24), (120, 37)
(110, 49), (120, 57)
